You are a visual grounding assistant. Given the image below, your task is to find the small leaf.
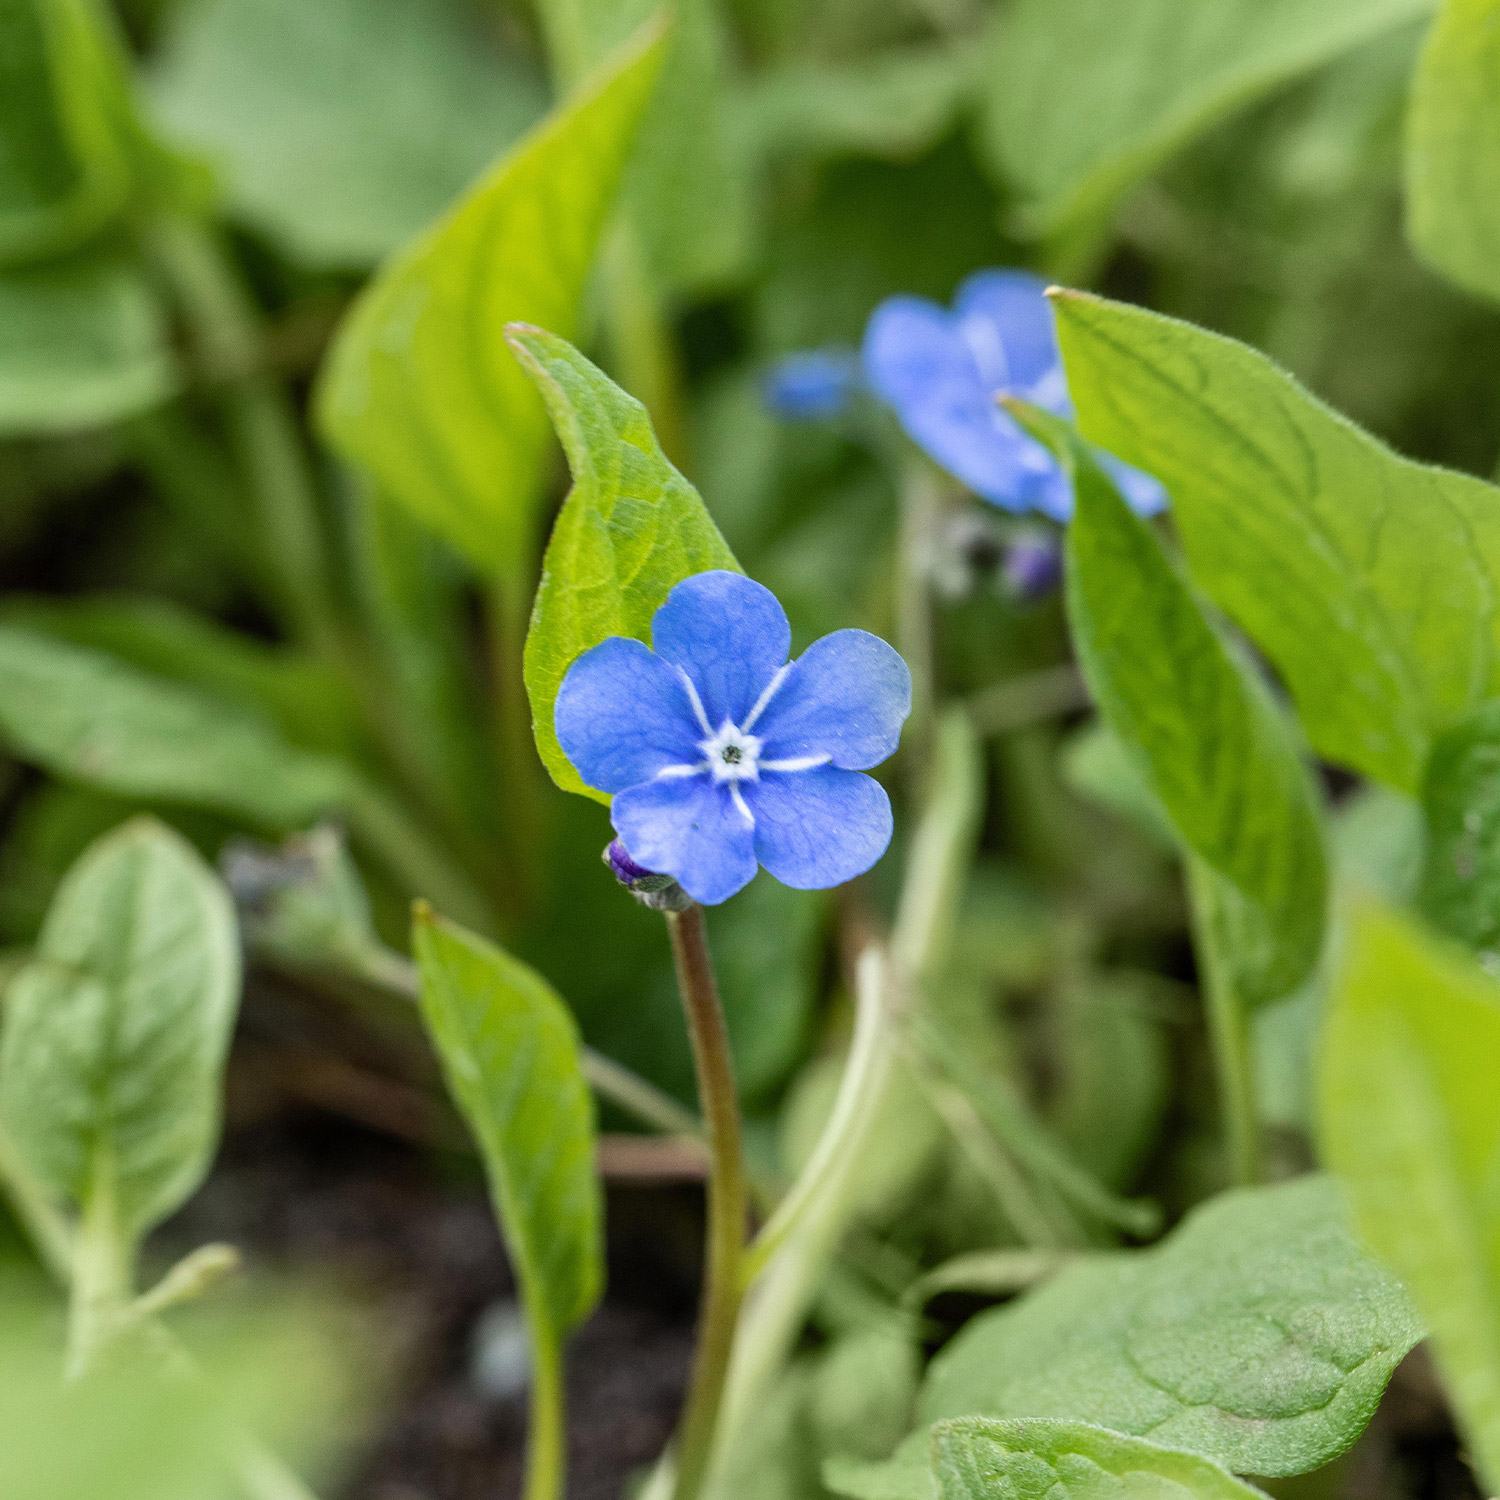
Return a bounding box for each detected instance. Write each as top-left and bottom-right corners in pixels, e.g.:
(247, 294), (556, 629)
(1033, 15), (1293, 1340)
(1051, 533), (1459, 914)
(0, 817), (240, 1236)
(0, 251), (174, 434)
(931, 1419), (1270, 1500)
(414, 907), (602, 1345)
(834, 1176), (1423, 1496)
(146, 0), (547, 268)
(1417, 702), (1500, 951)
(979, 0), (1433, 239)
(1053, 289), (1500, 794)
(315, 17), (668, 577)
(1321, 900), (1500, 1490)
(0, 624), (356, 828)
(1025, 404), (1325, 1005)
(509, 326), (739, 800)
(1407, 0), (1500, 303)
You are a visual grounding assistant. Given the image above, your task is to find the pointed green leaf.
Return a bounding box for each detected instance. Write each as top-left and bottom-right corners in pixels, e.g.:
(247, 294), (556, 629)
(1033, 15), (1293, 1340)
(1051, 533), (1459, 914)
(831, 1177), (1423, 1499)
(0, 251), (174, 434)
(413, 907), (602, 1346)
(1408, 0), (1500, 303)
(509, 326), (739, 800)
(1022, 404), (1325, 1005)
(315, 18), (667, 576)
(979, 0), (1433, 239)
(0, 817), (239, 1236)
(930, 1419), (1269, 1500)
(1053, 290), (1500, 793)
(1321, 901), (1500, 1490)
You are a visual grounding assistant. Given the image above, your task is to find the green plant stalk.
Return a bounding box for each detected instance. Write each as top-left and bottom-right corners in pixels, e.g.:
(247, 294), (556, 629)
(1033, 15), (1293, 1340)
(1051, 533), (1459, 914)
(521, 1308), (567, 1500)
(65, 1150), (130, 1380)
(896, 462), (942, 771)
(1187, 857), (1262, 1187)
(665, 903), (748, 1500)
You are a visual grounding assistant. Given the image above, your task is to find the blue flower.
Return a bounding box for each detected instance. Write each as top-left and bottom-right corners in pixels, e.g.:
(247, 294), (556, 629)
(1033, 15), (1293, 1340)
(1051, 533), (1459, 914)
(762, 349), (861, 420)
(862, 269), (1167, 522)
(555, 571), (912, 906)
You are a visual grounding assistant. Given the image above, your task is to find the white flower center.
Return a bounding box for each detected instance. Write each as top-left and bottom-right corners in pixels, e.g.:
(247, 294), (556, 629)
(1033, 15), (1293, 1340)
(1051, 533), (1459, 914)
(701, 720), (763, 783)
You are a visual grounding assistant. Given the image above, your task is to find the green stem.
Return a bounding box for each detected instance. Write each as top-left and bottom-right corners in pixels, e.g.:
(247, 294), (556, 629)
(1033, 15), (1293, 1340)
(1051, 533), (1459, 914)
(148, 216), (341, 657)
(665, 904), (747, 1500)
(66, 1151), (131, 1379)
(1187, 858), (1262, 1187)
(522, 1312), (567, 1500)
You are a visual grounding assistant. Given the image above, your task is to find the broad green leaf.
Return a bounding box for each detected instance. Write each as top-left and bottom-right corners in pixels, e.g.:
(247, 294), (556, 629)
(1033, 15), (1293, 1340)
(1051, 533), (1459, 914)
(315, 19), (667, 577)
(1418, 702), (1500, 952)
(0, 625), (356, 828)
(413, 907), (602, 1349)
(1321, 901), (1500, 1489)
(979, 0), (1433, 239)
(1053, 290), (1500, 794)
(0, 0), (138, 263)
(146, 0), (547, 268)
(0, 252), (174, 434)
(1407, 0), (1500, 303)
(1034, 406), (1326, 1005)
(832, 1177), (1423, 1498)
(509, 326), (739, 800)
(537, 0), (750, 294)
(930, 1419), (1270, 1500)
(0, 817), (239, 1236)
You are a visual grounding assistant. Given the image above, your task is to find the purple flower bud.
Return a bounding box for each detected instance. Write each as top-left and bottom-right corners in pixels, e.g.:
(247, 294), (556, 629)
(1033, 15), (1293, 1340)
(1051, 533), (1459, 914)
(605, 838), (659, 886)
(762, 349), (860, 420)
(602, 840), (693, 911)
(1002, 531), (1064, 602)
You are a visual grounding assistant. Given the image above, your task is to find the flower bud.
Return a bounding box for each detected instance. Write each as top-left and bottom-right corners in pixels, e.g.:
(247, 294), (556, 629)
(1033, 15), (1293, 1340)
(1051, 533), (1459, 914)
(603, 839), (693, 912)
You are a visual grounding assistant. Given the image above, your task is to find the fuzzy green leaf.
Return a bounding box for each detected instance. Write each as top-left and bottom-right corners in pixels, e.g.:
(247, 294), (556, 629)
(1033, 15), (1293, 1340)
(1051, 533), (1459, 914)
(1023, 405), (1325, 1005)
(414, 908), (602, 1348)
(832, 1177), (1423, 1498)
(0, 817), (239, 1236)
(1321, 901), (1500, 1490)
(1407, 0), (1500, 303)
(1418, 702), (1500, 952)
(1053, 290), (1500, 794)
(931, 1419), (1270, 1500)
(509, 326), (739, 800)
(315, 18), (667, 576)
(979, 0), (1433, 239)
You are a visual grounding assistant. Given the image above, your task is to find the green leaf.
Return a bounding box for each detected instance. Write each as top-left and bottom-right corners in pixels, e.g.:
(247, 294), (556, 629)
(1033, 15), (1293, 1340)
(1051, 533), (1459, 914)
(315, 18), (667, 577)
(1053, 289), (1500, 794)
(0, 624), (356, 828)
(413, 907), (602, 1344)
(832, 1176), (1423, 1498)
(538, 0), (750, 294)
(0, 251), (174, 434)
(930, 1419), (1270, 1500)
(979, 0), (1433, 239)
(1031, 406), (1326, 1005)
(146, 0), (547, 268)
(0, 817), (239, 1236)
(509, 326), (739, 801)
(1407, 0), (1500, 303)
(1321, 900), (1500, 1490)
(1417, 702), (1500, 951)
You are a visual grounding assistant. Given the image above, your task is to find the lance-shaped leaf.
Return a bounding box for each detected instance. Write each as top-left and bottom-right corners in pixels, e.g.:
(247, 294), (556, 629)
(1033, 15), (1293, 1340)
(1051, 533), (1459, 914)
(509, 326), (738, 801)
(413, 908), (601, 1392)
(830, 1177), (1423, 1499)
(930, 1419), (1270, 1500)
(979, 0), (1432, 240)
(1015, 403), (1325, 1006)
(315, 18), (667, 577)
(1407, 0), (1500, 304)
(1052, 290), (1500, 794)
(0, 817), (240, 1237)
(1321, 901), (1500, 1491)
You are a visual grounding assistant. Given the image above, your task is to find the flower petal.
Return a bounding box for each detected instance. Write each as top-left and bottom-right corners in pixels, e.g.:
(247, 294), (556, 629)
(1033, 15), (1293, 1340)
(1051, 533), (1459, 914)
(1096, 447), (1170, 517)
(651, 570), (791, 730)
(862, 295), (1067, 514)
(745, 766), (894, 890)
(754, 629), (911, 770)
(955, 269), (1069, 411)
(612, 775), (758, 906)
(555, 637), (704, 795)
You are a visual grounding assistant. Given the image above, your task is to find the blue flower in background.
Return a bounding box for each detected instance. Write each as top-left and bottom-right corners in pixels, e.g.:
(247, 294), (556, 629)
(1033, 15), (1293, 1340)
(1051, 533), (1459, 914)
(862, 270), (1167, 521)
(555, 571), (911, 906)
(762, 349), (861, 420)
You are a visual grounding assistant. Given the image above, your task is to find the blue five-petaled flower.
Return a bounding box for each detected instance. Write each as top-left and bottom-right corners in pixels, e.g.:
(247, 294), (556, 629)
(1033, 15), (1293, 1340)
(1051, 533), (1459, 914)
(555, 571), (912, 907)
(861, 269), (1167, 522)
